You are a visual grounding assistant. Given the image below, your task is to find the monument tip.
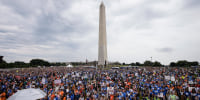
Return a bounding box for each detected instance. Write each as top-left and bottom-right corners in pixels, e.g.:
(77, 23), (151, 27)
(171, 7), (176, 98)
(100, 1), (105, 6)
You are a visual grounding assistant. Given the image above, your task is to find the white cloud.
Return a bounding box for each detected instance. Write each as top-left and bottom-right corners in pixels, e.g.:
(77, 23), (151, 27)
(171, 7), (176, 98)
(0, 0), (199, 64)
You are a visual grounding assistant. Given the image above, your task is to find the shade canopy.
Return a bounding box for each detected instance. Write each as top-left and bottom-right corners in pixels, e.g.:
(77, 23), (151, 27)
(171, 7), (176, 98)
(67, 64), (73, 67)
(7, 88), (46, 100)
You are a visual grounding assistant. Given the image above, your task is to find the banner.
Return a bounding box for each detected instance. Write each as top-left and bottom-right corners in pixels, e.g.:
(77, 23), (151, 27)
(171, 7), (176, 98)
(42, 77), (46, 84)
(54, 79), (61, 84)
(171, 76), (175, 81)
(107, 87), (114, 95)
(165, 76), (170, 80)
(189, 81), (193, 84)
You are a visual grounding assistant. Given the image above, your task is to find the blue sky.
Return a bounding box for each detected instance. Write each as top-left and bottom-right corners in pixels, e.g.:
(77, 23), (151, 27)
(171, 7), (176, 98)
(0, 0), (200, 64)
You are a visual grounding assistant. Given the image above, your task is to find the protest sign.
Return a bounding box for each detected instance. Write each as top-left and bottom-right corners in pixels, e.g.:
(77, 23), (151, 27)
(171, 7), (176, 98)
(54, 79), (61, 84)
(171, 76), (175, 81)
(165, 76), (170, 80)
(42, 77), (46, 84)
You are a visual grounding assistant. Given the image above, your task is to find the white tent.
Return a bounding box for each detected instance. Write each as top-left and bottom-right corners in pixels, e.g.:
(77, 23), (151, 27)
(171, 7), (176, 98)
(7, 88), (46, 100)
(66, 64), (73, 68)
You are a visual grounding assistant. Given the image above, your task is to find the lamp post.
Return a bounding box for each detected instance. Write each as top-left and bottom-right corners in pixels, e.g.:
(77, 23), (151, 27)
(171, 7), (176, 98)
(104, 60), (107, 70)
(150, 57), (153, 67)
(95, 61), (97, 71)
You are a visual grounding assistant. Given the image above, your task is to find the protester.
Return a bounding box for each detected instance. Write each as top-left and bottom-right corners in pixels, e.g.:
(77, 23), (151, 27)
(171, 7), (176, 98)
(0, 66), (199, 100)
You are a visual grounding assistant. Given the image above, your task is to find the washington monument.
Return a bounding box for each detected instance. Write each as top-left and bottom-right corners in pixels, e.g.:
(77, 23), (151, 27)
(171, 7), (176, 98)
(98, 2), (107, 66)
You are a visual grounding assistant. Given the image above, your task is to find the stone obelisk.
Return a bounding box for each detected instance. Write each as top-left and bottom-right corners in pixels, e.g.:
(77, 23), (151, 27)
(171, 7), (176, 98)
(98, 2), (107, 66)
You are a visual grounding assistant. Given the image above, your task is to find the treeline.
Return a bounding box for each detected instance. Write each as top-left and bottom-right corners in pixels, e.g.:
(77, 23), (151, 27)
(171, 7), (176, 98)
(0, 56), (199, 68)
(71, 61), (97, 66)
(0, 58), (66, 68)
(71, 60), (199, 67)
(111, 60), (199, 67)
(115, 61), (163, 67)
(169, 60), (199, 67)
(130, 61), (162, 67)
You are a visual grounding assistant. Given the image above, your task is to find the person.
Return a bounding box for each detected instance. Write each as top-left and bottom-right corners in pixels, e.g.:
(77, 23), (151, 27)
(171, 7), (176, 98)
(118, 92), (123, 100)
(184, 88), (191, 100)
(50, 92), (55, 100)
(0, 91), (6, 100)
(63, 94), (66, 100)
(191, 88), (197, 100)
(168, 91), (179, 100)
(129, 92), (136, 100)
(179, 89), (186, 100)
(196, 90), (200, 100)
(79, 94), (84, 100)
(144, 93), (150, 100)
(158, 89), (164, 100)
(0, 67), (199, 100)
(107, 84), (114, 100)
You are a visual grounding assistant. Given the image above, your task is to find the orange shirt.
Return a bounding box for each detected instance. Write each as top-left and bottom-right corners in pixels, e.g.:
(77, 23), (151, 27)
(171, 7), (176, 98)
(167, 85), (170, 88)
(0, 92), (6, 100)
(110, 95), (114, 100)
(178, 86), (182, 89)
(171, 87), (174, 90)
(128, 82), (131, 86)
(51, 94), (55, 100)
(125, 85), (129, 89)
(63, 97), (66, 100)
(74, 89), (79, 95)
(59, 91), (64, 97)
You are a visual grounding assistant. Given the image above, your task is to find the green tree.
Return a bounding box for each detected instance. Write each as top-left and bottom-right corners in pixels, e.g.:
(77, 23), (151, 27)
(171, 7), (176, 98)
(153, 61), (162, 67)
(0, 63), (8, 68)
(14, 61), (29, 68)
(189, 61), (199, 66)
(170, 62), (176, 67)
(0, 56), (8, 68)
(135, 62), (141, 66)
(30, 59), (50, 67)
(130, 63), (135, 66)
(143, 60), (153, 66)
(0, 56), (6, 64)
(110, 62), (121, 65)
(176, 60), (189, 67)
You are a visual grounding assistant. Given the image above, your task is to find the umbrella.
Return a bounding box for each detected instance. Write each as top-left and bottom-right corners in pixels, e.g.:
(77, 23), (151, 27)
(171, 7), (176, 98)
(66, 64), (73, 68)
(7, 88), (46, 100)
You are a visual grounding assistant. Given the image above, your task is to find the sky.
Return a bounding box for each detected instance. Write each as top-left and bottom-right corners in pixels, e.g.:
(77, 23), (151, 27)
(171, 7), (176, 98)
(0, 0), (200, 65)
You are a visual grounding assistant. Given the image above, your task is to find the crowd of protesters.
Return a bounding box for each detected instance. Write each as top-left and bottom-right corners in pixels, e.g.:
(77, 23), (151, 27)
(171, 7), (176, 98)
(0, 66), (199, 100)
